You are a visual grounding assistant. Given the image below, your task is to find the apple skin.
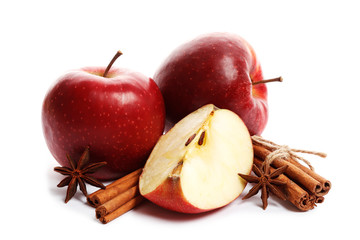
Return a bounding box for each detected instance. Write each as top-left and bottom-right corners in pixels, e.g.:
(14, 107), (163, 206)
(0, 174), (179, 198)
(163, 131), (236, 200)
(154, 32), (268, 135)
(142, 174), (249, 214)
(42, 67), (165, 180)
(143, 177), (205, 213)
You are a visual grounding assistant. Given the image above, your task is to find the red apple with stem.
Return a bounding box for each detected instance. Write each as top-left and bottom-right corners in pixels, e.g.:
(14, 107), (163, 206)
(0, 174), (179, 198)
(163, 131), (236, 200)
(154, 32), (282, 136)
(42, 51), (165, 180)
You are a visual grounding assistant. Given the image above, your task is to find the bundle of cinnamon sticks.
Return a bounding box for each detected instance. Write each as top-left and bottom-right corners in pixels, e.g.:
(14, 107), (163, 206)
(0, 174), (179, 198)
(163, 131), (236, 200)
(252, 141), (331, 211)
(87, 168), (143, 224)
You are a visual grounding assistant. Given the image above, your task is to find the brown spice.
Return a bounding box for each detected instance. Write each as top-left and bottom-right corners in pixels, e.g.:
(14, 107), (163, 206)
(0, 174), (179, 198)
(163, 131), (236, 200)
(87, 168), (142, 207)
(240, 136), (331, 211)
(287, 157), (331, 196)
(88, 168), (144, 224)
(88, 173), (139, 207)
(253, 157), (317, 211)
(99, 195), (144, 224)
(253, 145), (323, 196)
(96, 185), (140, 219)
(239, 161), (288, 209)
(54, 146), (106, 203)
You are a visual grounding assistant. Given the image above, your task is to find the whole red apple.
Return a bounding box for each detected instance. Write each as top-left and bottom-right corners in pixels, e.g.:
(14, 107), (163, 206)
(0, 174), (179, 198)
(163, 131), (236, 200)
(154, 32), (281, 135)
(42, 51), (165, 180)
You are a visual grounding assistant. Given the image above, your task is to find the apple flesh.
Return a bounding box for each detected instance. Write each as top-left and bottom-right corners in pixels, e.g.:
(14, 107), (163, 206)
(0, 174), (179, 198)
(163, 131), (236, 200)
(154, 32), (281, 136)
(42, 52), (165, 180)
(139, 104), (253, 213)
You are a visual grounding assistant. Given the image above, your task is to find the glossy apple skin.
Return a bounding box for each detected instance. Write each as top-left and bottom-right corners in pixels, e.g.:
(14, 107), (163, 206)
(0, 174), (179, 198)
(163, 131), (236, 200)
(42, 67), (165, 180)
(142, 172), (250, 214)
(154, 32), (267, 135)
(143, 177), (206, 213)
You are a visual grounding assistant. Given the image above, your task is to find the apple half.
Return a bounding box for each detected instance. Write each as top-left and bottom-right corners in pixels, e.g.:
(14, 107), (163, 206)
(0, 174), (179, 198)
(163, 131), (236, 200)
(139, 104), (253, 213)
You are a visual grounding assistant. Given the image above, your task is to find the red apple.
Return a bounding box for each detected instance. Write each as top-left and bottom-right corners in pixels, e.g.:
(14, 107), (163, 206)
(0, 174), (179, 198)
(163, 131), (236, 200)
(154, 32), (281, 135)
(42, 51), (165, 180)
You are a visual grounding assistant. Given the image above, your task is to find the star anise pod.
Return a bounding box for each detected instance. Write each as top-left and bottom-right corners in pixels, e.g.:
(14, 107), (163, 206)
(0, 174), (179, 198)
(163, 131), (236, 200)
(54, 146), (107, 203)
(238, 163), (288, 209)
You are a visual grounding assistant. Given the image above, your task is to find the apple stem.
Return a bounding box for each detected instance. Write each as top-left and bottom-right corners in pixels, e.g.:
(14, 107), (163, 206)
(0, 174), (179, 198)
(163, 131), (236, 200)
(103, 50), (123, 77)
(252, 76), (283, 86)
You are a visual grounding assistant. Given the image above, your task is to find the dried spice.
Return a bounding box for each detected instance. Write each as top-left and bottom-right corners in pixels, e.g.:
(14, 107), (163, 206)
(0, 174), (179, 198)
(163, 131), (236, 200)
(239, 163), (288, 209)
(54, 146), (106, 203)
(87, 168), (144, 224)
(247, 136), (331, 211)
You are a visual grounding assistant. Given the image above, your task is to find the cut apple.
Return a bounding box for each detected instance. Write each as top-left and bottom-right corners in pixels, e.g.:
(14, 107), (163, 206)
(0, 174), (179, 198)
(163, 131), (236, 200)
(139, 104), (253, 213)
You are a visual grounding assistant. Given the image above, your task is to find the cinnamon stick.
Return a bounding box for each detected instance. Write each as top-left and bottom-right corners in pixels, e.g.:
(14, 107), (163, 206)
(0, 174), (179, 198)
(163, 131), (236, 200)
(96, 185), (140, 219)
(90, 175), (139, 207)
(253, 157), (316, 211)
(99, 195), (144, 224)
(287, 157), (331, 196)
(253, 145), (326, 196)
(87, 168), (142, 207)
(315, 196), (325, 204)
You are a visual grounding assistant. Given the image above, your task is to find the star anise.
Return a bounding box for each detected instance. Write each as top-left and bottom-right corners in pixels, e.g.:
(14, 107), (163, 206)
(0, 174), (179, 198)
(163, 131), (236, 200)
(238, 163), (288, 209)
(54, 146), (107, 203)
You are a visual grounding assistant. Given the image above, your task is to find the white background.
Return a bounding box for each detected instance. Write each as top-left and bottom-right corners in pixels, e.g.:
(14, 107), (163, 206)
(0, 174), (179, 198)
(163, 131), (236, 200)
(1, 0), (358, 239)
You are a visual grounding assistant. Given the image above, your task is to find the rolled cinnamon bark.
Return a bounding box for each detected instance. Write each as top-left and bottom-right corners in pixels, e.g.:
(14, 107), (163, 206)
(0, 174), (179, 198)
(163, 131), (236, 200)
(87, 168), (142, 207)
(96, 185), (140, 219)
(315, 196), (325, 204)
(253, 157), (316, 211)
(253, 145), (325, 196)
(99, 195), (144, 224)
(89, 175), (139, 207)
(287, 158), (331, 196)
